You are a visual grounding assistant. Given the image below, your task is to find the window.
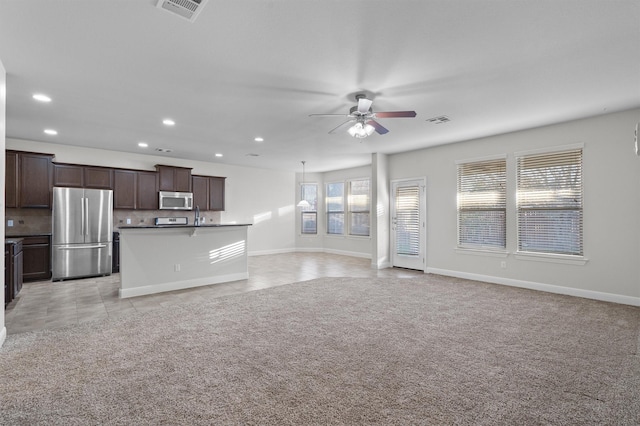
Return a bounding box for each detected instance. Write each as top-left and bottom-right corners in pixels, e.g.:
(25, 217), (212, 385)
(457, 158), (506, 249)
(348, 179), (370, 236)
(326, 182), (344, 234)
(300, 183), (317, 234)
(516, 148), (583, 256)
(326, 179), (370, 236)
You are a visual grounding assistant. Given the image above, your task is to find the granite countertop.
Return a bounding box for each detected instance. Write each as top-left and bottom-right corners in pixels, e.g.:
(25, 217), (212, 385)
(5, 233), (52, 238)
(117, 224), (251, 230)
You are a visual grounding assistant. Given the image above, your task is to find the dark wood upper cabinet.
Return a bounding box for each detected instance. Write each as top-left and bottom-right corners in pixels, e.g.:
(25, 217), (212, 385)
(18, 152), (53, 208)
(114, 169), (137, 209)
(84, 167), (113, 189)
(53, 164), (84, 187)
(53, 164), (113, 189)
(209, 177), (225, 211)
(7, 150), (224, 212)
(136, 171), (158, 210)
(192, 175), (226, 211)
(157, 165), (192, 192)
(5, 151), (18, 208)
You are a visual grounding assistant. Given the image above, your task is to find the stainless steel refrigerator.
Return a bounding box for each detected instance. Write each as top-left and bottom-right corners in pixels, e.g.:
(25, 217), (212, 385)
(52, 187), (113, 281)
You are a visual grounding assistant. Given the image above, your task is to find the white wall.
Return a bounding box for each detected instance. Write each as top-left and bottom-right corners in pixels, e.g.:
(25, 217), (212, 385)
(0, 60), (6, 347)
(6, 138), (296, 256)
(389, 108), (640, 304)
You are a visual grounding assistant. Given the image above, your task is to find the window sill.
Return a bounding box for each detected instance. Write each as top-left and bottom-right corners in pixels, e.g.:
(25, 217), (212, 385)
(515, 252), (588, 265)
(455, 248), (509, 258)
(325, 234), (371, 240)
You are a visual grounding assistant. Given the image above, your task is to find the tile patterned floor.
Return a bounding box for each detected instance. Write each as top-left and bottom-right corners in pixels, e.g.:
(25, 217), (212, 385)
(4, 253), (424, 335)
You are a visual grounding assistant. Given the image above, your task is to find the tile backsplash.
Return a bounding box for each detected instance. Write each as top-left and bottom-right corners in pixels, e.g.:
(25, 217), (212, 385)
(113, 210), (221, 228)
(5, 209), (52, 236)
(5, 208), (222, 236)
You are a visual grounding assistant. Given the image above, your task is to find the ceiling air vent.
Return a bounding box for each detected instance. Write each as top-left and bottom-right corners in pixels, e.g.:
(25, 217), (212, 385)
(426, 115), (451, 124)
(156, 0), (208, 23)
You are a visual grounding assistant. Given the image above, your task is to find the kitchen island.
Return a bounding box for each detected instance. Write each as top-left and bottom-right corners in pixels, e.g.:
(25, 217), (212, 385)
(118, 224), (250, 298)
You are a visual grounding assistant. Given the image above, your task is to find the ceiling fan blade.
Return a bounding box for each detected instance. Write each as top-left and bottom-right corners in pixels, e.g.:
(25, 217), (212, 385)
(309, 113), (349, 117)
(357, 97), (373, 114)
(368, 120), (389, 135)
(328, 119), (355, 134)
(374, 111), (417, 118)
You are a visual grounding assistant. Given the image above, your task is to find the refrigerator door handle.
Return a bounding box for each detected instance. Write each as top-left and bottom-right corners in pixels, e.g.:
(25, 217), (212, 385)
(85, 197), (90, 236)
(80, 197), (85, 237)
(56, 244), (108, 250)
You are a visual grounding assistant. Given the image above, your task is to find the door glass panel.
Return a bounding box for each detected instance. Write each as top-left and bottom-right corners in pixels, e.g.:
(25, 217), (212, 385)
(395, 186), (420, 256)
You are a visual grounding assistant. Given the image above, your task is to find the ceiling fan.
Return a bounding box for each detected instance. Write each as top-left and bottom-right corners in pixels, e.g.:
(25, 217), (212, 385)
(309, 94), (417, 138)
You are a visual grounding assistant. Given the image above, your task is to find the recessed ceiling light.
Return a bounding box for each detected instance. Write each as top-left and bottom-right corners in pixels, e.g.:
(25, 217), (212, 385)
(162, 119), (175, 126)
(33, 93), (52, 102)
(138, 142), (148, 148)
(214, 153), (223, 157)
(254, 137), (264, 142)
(44, 129), (58, 135)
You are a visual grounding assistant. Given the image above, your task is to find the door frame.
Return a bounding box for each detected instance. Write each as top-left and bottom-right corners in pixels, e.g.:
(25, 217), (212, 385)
(390, 177), (427, 272)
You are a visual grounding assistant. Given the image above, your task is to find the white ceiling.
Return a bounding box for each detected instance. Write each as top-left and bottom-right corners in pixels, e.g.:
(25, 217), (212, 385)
(0, 0), (638, 173)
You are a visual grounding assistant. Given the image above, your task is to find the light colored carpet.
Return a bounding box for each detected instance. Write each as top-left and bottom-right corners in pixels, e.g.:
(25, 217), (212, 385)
(1, 275), (639, 425)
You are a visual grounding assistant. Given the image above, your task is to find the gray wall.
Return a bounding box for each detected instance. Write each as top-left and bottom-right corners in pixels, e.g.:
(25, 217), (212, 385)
(389, 108), (640, 303)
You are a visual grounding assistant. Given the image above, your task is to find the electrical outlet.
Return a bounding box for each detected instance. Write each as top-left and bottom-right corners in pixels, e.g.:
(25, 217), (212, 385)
(174, 264), (181, 272)
(126, 218), (131, 225)
(501, 261), (507, 269)
(7, 219), (13, 227)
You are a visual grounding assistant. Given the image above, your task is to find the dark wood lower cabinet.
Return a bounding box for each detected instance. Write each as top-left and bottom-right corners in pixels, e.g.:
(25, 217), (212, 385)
(22, 235), (51, 282)
(5, 239), (24, 307)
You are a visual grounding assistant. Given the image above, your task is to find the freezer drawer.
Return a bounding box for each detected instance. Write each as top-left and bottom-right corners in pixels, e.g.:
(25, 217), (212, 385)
(52, 243), (112, 281)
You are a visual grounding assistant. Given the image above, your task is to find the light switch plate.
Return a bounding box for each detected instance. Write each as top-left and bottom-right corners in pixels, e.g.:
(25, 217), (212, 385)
(7, 219), (13, 227)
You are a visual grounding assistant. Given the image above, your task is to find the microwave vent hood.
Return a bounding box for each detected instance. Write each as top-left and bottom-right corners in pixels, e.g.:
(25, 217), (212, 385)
(156, 0), (208, 23)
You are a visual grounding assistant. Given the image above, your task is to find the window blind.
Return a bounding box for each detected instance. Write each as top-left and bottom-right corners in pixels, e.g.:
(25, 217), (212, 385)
(457, 158), (506, 249)
(396, 185), (421, 256)
(516, 148), (583, 256)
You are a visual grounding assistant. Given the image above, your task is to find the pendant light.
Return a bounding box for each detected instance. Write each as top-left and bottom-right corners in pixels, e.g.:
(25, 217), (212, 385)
(297, 160), (311, 208)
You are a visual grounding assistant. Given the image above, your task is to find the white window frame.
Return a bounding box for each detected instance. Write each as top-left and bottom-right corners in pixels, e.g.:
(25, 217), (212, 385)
(347, 178), (370, 237)
(300, 182), (318, 235)
(326, 181), (345, 235)
(325, 178), (371, 237)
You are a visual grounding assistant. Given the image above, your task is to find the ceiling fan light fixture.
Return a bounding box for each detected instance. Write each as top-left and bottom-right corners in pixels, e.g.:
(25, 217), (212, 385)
(348, 121), (375, 138)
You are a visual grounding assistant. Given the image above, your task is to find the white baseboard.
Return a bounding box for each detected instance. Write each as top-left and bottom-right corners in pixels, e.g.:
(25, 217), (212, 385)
(249, 248), (296, 257)
(372, 260), (391, 269)
(324, 248), (371, 259)
(119, 272), (249, 298)
(426, 267), (640, 307)
(0, 326), (6, 348)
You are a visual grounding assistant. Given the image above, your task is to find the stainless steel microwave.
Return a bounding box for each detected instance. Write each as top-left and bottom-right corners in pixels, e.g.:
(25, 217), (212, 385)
(159, 191), (193, 210)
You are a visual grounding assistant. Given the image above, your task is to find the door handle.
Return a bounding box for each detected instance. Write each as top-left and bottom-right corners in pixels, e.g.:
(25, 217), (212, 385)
(85, 198), (90, 236)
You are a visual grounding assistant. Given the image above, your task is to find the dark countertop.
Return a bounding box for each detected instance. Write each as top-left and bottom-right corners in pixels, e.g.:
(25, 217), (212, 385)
(5, 233), (51, 238)
(117, 224), (251, 230)
(5, 238), (24, 244)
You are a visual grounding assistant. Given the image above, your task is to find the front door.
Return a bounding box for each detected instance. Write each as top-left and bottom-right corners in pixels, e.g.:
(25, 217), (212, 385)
(391, 178), (426, 271)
